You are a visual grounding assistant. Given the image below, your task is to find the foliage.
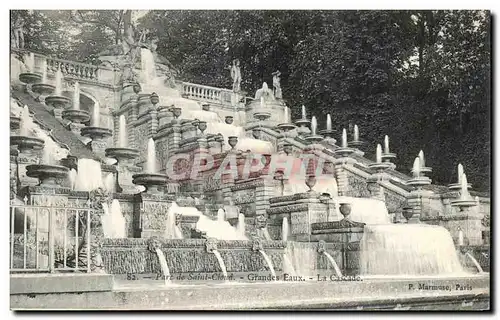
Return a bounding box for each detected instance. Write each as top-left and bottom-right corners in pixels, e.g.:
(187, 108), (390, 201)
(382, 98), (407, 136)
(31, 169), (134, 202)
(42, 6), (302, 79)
(10, 10), (491, 191)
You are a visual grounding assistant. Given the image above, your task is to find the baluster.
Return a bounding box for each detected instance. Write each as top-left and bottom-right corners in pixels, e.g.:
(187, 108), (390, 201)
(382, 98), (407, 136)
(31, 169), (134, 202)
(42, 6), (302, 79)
(86, 208), (91, 273)
(23, 206), (27, 269)
(75, 208), (79, 270)
(63, 208), (67, 269)
(10, 206), (15, 269)
(48, 207), (55, 273)
(35, 207), (39, 269)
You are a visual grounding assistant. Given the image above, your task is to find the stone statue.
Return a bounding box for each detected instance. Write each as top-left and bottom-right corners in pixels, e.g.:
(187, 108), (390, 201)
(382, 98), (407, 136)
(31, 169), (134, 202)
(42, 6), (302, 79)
(12, 16), (25, 49)
(138, 28), (149, 44)
(230, 59), (242, 93)
(272, 70), (282, 99)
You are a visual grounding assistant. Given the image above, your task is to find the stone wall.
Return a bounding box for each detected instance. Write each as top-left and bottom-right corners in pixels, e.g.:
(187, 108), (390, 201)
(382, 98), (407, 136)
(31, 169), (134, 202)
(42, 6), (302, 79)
(101, 239), (287, 274)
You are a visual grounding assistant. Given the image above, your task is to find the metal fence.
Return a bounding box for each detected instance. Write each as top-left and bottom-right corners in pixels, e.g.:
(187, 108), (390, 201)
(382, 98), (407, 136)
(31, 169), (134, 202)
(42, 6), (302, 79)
(10, 198), (94, 273)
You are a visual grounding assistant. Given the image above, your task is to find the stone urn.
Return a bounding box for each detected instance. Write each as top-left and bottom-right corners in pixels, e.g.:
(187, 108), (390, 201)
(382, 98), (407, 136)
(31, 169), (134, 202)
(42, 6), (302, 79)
(225, 116), (234, 124)
(228, 136), (238, 150)
(305, 175), (317, 191)
(150, 92), (160, 105)
(402, 207), (414, 222)
(133, 83), (142, 94)
(339, 203), (352, 219)
(171, 107), (182, 120)
(198, 121), (207, 134)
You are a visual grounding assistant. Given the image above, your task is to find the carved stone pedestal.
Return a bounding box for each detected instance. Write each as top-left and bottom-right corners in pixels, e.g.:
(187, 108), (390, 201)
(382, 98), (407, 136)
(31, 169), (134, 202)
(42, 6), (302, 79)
(266, 192), (329, 242)
(135, 193), (174, 238)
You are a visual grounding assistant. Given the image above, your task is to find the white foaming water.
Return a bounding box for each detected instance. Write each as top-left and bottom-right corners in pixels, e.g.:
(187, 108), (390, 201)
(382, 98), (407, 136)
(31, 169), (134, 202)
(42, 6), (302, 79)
(73, 82), (80, 110)
(384, 135), (390, 153)
(341, 128), (347, 147)
(165, 202), (184, 239)
(354, 124), (359, 141)
(412, 157), (421, 178)
(301, 105), (306, 119)
(419, 150), (426, 167)
(25, 52), (35, 73)
(376, 144), (382, 163)
(212, 250), (229, 281)
(360, 224), (465, 276)
(20, 105), (30, 136)
(54, 68), (63, 96)
(322, 251), (343, 277)
(15, 104), (69, 161)
(464, 252), (484, 273)
(101, 200), (126, 238)
(326, 114), (332, 131)
(460, 173), (471, 200)
(103, 173), (115, 193)
(285, 242), (317, 277)
(68, 169), (77, 190)
(41, 59), (48, 83)
(457, 163), (464, 184)
(282, 217), (289, 241)
(169, 203), (246, 240)
(140, 48), (157, 85)
(146, 138), (156, 173)
(258, 250), (277, 279)
(236, 213), (246, 237)
(155, 248), (172, 285)
(119, 115), (127, 148)
(74, 159), (104, 192)
(335, 196), (392, 225)
(282, 253), (297, 276)
(311, 116), (317, 136)
(284, 106), (289, 123)
(217, 209), (225, 222)
(92, 102), (100, 127)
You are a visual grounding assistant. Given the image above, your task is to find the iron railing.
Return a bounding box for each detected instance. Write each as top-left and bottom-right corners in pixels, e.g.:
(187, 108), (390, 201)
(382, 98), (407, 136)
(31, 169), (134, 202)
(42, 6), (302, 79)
(10, 197), (94, 273)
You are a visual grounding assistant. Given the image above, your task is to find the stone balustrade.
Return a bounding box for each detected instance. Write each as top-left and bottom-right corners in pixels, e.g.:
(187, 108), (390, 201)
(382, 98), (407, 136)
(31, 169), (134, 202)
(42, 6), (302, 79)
(181, 82), (233, 106)
(45, 57), (100, 82)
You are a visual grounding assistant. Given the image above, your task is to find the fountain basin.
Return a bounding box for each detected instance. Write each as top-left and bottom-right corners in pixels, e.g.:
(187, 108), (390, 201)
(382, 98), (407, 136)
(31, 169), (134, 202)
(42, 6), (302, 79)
(45, 95), (71, 109)
(334, 147), (355, 157)
(348, 140), (365, 148)
(19, 72), (42, 84)
(368, 162), (394, 172)
(305, 135), (324, 144)
(319, 129), (335, 136)
(81, 127), (113, 139)
(26, 164), (69, 186)
(62, 109), (91, 123)
(31, 83), (55, 96)
(277, 123), (296, 132)
(105, 148), (140, 162)
(295, 118), (310, 127)
(406, 177), (431, 188)
(10, 136), (44, 152)
(132, 173), (169, 193)
(448, 183), (472, 191)
(254, 112), (271, 121)
(382, 152), (396, 162)
(10, 116), (20, 130)
(420, 166), (433, 174)
(450, 199), (477, 208)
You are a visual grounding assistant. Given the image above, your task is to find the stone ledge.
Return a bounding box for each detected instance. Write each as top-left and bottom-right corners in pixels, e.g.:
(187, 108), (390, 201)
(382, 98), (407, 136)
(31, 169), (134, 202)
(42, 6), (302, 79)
(10, 273), (114, 295)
